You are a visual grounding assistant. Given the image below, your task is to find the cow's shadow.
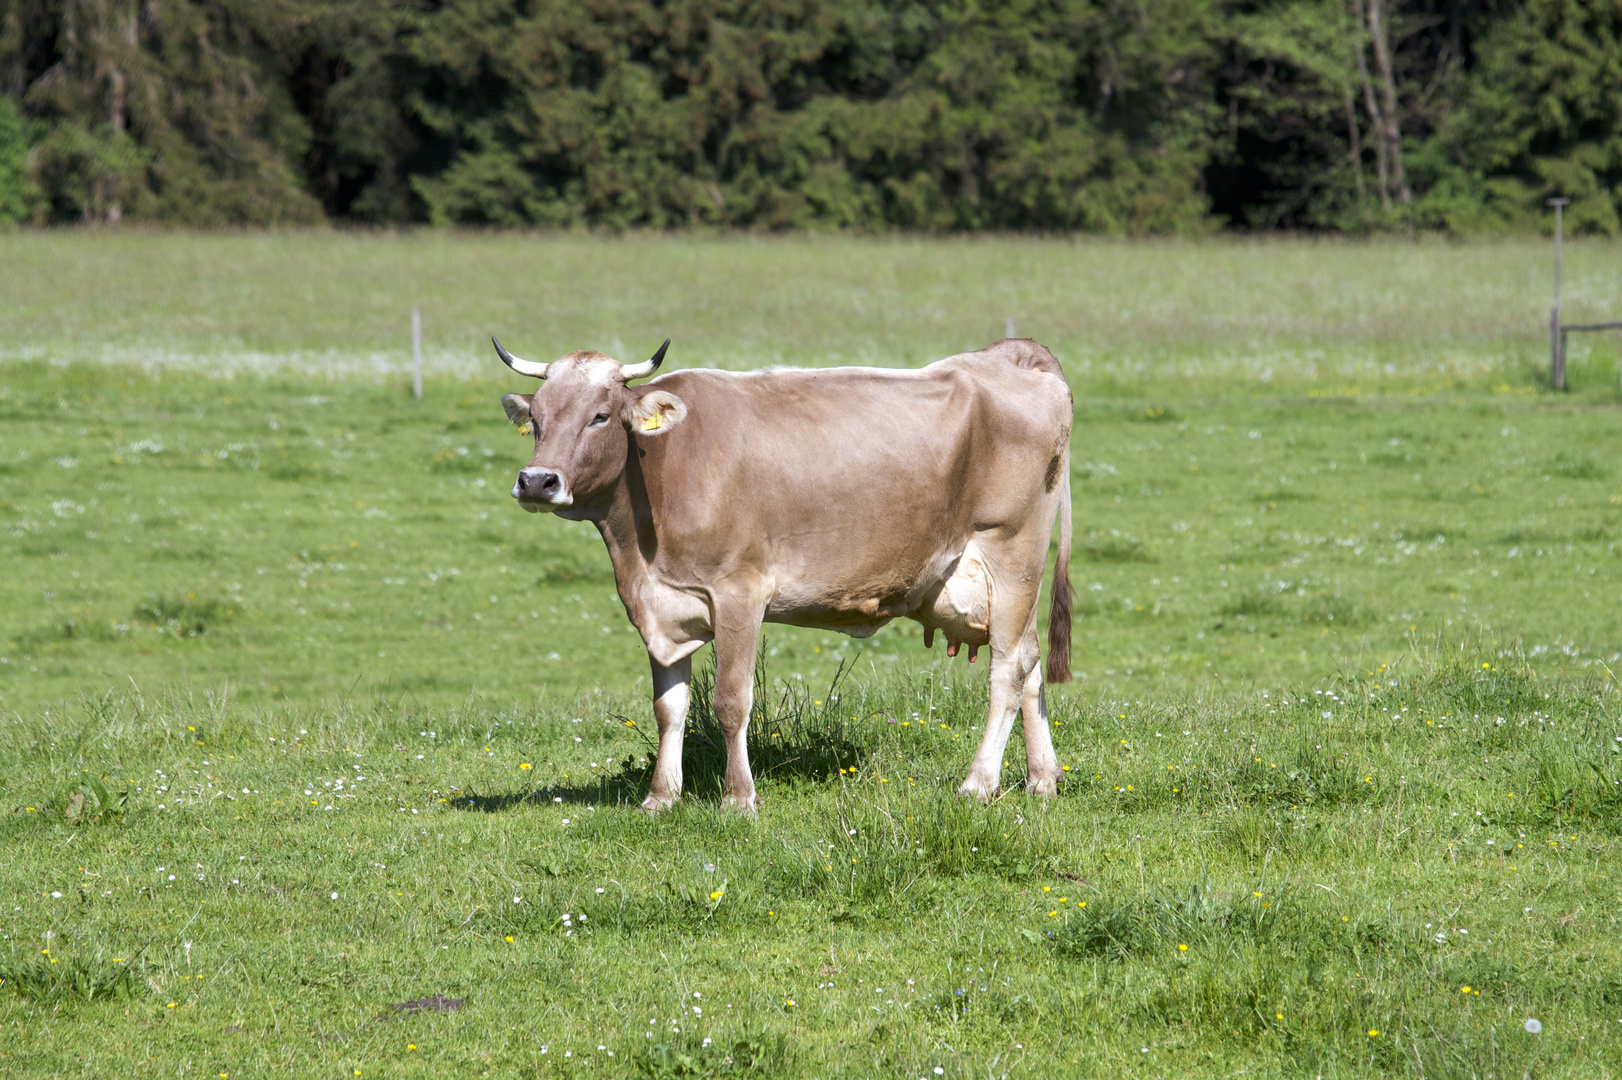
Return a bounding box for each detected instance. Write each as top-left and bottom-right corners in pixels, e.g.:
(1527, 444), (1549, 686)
(452, 660), (874, 812)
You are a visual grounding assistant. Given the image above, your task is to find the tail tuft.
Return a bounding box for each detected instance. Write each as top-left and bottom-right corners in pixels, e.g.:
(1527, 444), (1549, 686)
(1044, 465), (1074, 684)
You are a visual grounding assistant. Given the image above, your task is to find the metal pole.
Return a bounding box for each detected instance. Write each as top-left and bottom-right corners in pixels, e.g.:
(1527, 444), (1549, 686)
(1548, 197), (1569, 390)
(1006, 317), (1016, 339)
(412, 307), (423, 400)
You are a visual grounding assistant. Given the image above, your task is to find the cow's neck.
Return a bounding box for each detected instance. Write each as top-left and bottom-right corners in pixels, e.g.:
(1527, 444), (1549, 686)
(591, 447), (657, 605)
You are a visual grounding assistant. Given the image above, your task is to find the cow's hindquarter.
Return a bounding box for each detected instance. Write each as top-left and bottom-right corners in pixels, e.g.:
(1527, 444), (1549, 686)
(955, 365), (1072, 799)
(955, 510), (1061, 799)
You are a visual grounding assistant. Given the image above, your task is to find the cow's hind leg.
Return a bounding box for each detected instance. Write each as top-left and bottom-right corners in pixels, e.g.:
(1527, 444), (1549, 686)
(712, 611), (765, 813)
(641, 654), (692, 814)
(960, 616), (1041, 802)
(1020, 665), (1062, 797)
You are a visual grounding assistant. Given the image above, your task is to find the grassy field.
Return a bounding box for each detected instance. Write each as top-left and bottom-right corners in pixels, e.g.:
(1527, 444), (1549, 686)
(2, 233), (1621, 1077)
(3, 230), (1622, 392)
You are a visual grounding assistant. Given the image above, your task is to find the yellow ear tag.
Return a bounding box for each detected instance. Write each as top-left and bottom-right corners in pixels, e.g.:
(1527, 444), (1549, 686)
(518, 422), (532, 436)
(642, 413), (662, 432)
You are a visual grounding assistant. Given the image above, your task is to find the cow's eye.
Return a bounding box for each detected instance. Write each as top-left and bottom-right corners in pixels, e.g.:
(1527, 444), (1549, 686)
(589, 413), (610, 426)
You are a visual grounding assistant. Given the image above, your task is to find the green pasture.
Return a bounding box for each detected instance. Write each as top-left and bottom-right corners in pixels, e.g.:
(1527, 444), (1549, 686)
(2, 233), (1621, 1077)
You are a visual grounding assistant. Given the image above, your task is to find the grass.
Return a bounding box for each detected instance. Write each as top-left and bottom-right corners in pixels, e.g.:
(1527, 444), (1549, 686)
(4, 230), (1622, 394)
(4, 650), (1620, 1076)
(1, 232), (1621, 1076)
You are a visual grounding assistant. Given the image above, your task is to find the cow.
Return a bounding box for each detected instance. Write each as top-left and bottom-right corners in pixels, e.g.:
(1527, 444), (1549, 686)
(494, 336), (1074, 813)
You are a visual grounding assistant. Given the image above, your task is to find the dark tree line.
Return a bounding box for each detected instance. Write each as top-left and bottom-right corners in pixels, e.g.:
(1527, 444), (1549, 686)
(1, 0), (1618, 232)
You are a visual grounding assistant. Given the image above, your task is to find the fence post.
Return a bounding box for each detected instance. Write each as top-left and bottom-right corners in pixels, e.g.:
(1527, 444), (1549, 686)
(1548, 197), (1568, 391)
(412, 307), (423, 400)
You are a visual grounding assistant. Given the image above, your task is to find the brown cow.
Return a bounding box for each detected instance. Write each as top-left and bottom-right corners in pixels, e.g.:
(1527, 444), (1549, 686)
(495, 337), (1073, 812)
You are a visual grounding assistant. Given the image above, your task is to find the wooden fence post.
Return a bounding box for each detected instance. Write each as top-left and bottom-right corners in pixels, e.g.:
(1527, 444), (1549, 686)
(1548, 197), (1569, 391)
(412, 308), (423, 400)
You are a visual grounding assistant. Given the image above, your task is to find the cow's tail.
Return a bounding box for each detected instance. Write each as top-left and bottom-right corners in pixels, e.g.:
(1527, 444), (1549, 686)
(1044, 459), (1074, 684)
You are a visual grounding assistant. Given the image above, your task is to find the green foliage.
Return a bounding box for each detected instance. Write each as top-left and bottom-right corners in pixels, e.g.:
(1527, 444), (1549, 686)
(2, 0), (320, 224)
(635, 1029), (792, 1078)
(388, 0), (1219, 232)
(132, 594), (242, 638)
(3, 0), (1613, 231)
(63, 771), (132, 825)
(1433, 0), (1622, 234)
(0, 95), (38, 222)
(0, 951), (146, 1005)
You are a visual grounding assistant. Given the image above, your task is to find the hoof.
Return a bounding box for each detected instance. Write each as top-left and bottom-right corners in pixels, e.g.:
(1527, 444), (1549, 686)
(720, 793), (761, 815)
(956, 778), (997, 803)
(640, 793), (679, 815)
(1024, 774), (1060, 798)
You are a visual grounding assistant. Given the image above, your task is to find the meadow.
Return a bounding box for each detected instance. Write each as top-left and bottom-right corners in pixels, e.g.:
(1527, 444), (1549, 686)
(1, 232), (1620, 1078)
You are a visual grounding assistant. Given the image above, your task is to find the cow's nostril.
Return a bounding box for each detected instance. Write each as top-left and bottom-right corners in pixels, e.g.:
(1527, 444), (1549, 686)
(518, 468), (562, 499)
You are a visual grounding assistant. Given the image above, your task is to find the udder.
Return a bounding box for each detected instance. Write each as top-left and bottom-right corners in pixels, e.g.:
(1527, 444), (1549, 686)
(916, 542), (991, 661)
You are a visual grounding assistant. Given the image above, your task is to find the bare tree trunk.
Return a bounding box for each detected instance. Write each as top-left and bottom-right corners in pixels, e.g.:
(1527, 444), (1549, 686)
(1344, 92), (1365, 204)
(1351, 0), (1390, 211)
(1367, 0), (1411, 204)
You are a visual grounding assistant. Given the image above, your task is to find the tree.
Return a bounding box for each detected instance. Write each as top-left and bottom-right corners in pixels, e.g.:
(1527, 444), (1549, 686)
(1429, 0), (1622, 233)
(2, 0), (321, 223)
(0, 91), (37, 221)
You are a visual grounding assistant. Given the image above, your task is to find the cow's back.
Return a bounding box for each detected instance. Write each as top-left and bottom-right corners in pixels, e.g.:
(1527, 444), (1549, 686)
(629, 343), (1070, 628)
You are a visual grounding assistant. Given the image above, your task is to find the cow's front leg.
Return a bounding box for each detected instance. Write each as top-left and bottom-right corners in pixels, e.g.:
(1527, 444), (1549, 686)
(712, 613), (764, 813)
(641, 654), (692, 814)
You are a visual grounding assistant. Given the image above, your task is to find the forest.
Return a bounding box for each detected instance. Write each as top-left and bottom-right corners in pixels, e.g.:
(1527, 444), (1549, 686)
(0, 0), (1618, 233)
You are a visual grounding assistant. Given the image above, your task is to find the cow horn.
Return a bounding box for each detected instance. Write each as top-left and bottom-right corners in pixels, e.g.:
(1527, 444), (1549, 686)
(621, 339), (670, 381)
(492, 337), (549, 379)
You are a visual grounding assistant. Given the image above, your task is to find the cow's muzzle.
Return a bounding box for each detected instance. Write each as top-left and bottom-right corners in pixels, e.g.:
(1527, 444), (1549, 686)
(512, 467), (572, 510)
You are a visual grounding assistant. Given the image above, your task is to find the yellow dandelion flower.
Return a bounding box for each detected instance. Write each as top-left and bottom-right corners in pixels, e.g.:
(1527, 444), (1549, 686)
(1178, 944), (1189, 952)
(1460, 986), (1471, 994)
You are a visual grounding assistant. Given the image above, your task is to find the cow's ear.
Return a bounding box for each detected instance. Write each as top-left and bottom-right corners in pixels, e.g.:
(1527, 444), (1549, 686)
(624, 389), (687, 436)
(501, 393), (534, 432)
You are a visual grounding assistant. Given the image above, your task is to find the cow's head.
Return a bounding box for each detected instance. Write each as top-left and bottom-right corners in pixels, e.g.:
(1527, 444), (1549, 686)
(494, 338), (686, 516)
